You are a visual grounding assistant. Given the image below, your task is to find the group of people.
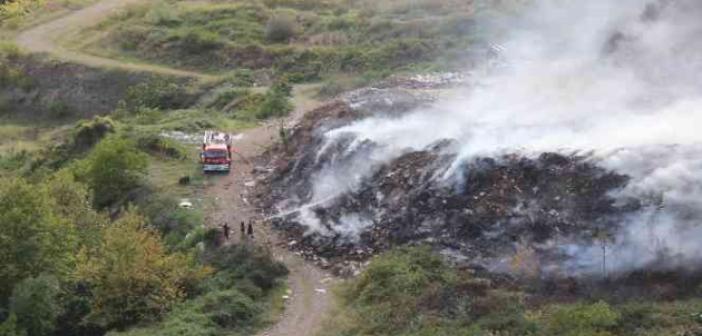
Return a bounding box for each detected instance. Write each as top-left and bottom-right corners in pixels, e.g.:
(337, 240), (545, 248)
(221, 219), (255, 241)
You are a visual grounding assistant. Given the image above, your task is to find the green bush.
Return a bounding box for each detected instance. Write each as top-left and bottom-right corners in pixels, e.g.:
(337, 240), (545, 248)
(0, 178), (77, 301)
(0, 314), (25, 336)
(81, 135), (148, 208)
(46, 100), (72, 119)
(274, 49), (323, 81)
(0, 64), (32, 91)
(265, 12), (297, 43)
(181, 29), (224, 54)
(139, 194), (203, 250)
(203, 88), (253, 111)
(333, 246), (462, 335)
(111, 289), (260, 336)
(72, 116), (115, 151)
(223, 69), (255, 87)
(9, 275), (61, 336)
(255, 79), (293, 119)
(201, 245), (288, 292)
(135, 132), (187, 159)
(200, 290), (261, 328)
(321, 246), (539, 336)
(543, 301), (620, 336)
(145, 1), (181, 26)
(121, 79), (194, 112)
(0, 150), (30, 172)
(109, 244), (287, 336)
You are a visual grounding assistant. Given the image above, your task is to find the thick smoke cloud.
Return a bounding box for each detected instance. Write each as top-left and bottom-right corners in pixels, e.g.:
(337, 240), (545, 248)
(295, 0), (702, 274)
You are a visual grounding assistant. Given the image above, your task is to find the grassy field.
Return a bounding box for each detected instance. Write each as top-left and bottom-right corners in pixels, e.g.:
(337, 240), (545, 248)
(70, 0), (477, 85)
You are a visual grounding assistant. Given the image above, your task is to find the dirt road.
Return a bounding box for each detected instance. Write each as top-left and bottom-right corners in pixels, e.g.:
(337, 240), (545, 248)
(206, 85), (336, 336)
(16, 3), (336, 333)
(15, 0), (216, 80)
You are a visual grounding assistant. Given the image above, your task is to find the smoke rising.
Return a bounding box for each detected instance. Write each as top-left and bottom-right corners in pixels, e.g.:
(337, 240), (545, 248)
(290, 0), (702, 274)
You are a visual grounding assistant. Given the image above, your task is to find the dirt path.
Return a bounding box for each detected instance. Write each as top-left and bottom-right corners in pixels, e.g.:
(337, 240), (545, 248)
(15, 0), (216, 80)
(205, 85), (337, 336)
(16, 2), (336, 333)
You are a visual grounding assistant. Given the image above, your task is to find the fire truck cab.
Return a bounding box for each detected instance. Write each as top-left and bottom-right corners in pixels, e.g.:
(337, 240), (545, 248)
(201, 131), (232, 173)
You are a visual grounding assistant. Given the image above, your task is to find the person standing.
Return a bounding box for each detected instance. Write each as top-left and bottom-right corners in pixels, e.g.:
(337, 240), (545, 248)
(247, 220), (254, 238)
(222, 222), (230, 240)
(240, 221), (246, 238)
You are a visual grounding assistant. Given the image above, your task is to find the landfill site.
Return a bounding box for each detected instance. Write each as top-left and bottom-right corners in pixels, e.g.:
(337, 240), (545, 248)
(251, 0), (702, 299)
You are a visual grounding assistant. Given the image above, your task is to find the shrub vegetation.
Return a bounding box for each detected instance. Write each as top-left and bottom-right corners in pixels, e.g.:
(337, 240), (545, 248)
(322, 246), (702, 336)
(81, 0), (477, 83)
(0, 123), (289, 336)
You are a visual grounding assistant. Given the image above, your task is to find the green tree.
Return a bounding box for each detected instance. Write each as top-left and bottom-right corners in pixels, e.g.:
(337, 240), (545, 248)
(0, 314), (26, 336)
(84, 136), (148, 208)
(0, 178), (77, 301)
(46, 171), (106, 245)
(256, 79), (293, 119)
(76, 211), (209, 329)
(9, 275), (61, 336)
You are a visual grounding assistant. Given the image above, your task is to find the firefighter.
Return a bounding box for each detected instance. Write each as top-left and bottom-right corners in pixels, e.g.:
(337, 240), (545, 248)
(247, 220), (254, 238)
(222, 222), (230, 240)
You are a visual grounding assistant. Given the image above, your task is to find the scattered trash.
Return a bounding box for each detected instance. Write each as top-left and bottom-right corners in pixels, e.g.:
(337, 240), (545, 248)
(179, 199), (193, 209)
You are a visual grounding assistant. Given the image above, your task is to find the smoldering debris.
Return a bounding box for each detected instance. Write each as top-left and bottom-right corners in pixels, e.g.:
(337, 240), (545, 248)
(259, 109), (638, 276)
(257, 0), (702, 279)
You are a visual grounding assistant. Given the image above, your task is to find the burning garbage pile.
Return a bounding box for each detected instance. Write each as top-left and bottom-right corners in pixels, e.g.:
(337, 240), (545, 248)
(257, 87), (640, 276)
(258, 0), (702, 278)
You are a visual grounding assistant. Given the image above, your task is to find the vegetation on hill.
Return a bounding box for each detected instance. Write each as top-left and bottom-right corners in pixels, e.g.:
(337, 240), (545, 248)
(321, 246), (702, 336)
(0, 0), (94, 32)
(0, 111), (288, 336)
(76, 0), (476, 85)
(5, 1), (702, 336)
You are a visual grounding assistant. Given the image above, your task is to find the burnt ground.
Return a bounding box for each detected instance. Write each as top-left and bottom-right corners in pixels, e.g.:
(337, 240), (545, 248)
(250, 85), (702, 303)
(0, 54), (194, 120)
(254, 84), (654, 282)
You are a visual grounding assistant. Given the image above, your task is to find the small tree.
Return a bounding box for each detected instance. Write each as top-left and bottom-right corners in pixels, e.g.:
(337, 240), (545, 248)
(9, 275), (61, 336)
(46, 170), (106, 246)
(84, 136), (148, 208)
(256, 79), (294, 119)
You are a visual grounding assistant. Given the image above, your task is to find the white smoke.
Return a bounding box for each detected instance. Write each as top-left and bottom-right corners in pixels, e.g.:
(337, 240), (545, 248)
(295, 0), (702, 273)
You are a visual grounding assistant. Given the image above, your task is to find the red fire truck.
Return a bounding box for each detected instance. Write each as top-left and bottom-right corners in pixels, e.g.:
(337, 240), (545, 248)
(200, 131), (232, 173)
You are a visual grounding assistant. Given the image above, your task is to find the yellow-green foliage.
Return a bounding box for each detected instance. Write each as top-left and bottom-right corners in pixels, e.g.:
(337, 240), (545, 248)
(108, 245), (289, 336)
(1, 0), (94, 29)
(0, 0), (43, 21)
(75, 210), (211, 330)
